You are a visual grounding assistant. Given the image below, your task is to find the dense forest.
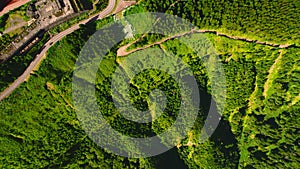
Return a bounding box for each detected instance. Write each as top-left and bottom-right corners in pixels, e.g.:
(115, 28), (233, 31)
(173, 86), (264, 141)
(0, 17), (194, 168)
(0, 0), (299, 168)
(142, 0), (300, 46)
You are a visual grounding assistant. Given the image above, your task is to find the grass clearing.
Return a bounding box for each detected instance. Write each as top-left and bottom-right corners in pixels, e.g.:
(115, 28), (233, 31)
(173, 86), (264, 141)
(4, 11), (27, 36)
(263, 50), (284, 99)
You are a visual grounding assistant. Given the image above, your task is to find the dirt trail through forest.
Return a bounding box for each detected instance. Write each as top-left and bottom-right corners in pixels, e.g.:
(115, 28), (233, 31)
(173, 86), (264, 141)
(117, 29), (294, 57)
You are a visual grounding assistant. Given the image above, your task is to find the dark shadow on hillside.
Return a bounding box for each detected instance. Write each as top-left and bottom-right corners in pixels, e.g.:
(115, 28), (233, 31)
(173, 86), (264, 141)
(156, 147), (188, 169)
(199, 88), (240, 168)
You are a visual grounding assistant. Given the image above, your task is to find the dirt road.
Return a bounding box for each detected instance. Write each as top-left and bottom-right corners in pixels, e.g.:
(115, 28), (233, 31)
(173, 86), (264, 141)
(117, 29), (294, 57)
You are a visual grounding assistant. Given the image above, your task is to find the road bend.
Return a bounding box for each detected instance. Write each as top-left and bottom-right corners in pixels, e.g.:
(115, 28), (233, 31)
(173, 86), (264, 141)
(0, 0), (123, 101)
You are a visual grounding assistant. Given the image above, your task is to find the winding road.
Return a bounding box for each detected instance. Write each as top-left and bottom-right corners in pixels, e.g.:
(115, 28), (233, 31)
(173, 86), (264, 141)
(0, 0), (135, 101)
(1, 0), (294, 101)
(117, 29), (295, 57)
